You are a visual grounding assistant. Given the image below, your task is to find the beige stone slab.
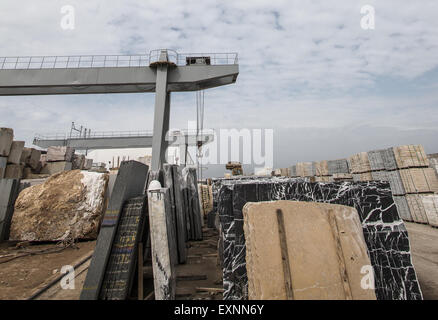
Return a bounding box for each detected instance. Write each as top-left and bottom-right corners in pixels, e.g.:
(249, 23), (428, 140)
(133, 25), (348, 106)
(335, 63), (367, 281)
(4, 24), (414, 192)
(421, 195), (438, 227)
(7, 141), (24, 164)
(243, 200), (376, 300)
(400, 168), (438, 194)
(348, 152), (371, 174)
(20, 147), (41, 170)
(4, 164), (23, 179)
(393, 145), (429, 169)
(46, 146), (75, 162)
(0, 128), (13, 157)
(40, 161), (72, 175)
(406, 194), (429, 224)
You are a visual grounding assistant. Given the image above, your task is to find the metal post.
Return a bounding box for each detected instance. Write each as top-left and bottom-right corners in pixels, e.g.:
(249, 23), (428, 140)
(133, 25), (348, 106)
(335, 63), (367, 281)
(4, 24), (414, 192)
(151, 50), (171, 171)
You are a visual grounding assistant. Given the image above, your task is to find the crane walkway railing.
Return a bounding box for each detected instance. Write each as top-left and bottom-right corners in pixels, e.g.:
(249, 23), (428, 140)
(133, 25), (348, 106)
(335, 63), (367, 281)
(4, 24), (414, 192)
(0, 50), (238, 70)
(34, 129), (215, 141)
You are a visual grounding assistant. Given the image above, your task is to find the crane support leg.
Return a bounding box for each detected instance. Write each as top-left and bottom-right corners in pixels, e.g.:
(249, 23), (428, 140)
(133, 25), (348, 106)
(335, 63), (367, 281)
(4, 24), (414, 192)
(151, 62), (170, 171)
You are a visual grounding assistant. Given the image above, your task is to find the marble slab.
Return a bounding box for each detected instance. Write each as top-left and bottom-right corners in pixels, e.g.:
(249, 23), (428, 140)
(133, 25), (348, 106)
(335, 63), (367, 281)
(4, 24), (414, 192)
(217, 178), (423, 300)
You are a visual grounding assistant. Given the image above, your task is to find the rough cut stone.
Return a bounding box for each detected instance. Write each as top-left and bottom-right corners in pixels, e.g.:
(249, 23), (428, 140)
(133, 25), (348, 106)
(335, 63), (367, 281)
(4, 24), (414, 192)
(72, 154), (85, 170)
(400, 168), (438, 194)
(0, 156), (7, 178)
(40, 161), (72, 175)
(406, 194), (428, 224)
(7, 141), (25, 164)
(327, 159), (350, 174)
(10, 170), (108, 241)
(421, 194), (438, 227)
(0, 128), (13, 157)
(393, 196), (412, 222)
(4, 164), (23, 179)
(0, 179), (21, 241)
(393, 145), (429, 169)
(46, 146), (75, 162)
(348, 152), (371, 174)
(83, 158), (93, 170)
(243, 201), (376, 300)
(20, 148), (41, 169)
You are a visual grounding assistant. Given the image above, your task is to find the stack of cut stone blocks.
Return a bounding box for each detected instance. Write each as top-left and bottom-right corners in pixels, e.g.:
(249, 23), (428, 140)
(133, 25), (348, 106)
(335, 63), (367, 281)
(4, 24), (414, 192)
(288, 144), (438, 227)
(0, 128), (23, 241)
(41, 146), (74, 175)
(0, 127), (44, 180)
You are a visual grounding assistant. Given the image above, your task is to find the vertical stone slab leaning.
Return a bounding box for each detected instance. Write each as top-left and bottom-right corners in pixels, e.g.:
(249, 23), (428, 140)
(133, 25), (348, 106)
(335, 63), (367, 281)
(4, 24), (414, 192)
(0, 128), (13, 157)
(164, 164), (187, 264)
(80, 160), (149, 300)
(147, 180), (176, 300)
(0, 179), (20, 241)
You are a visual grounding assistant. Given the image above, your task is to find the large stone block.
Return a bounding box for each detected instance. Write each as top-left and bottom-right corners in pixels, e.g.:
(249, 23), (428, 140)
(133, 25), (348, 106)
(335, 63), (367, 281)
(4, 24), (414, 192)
(10, 170), (108, 242)
(393, 145), (429, 169)
(0, 156), (7, 178)
(72, 154), (85, 170)
(46, 146), (75, 162)
(400, 168), (438, 194)
(81, 160), (148, 300)
(7, 141), (25, 164)
(83, 158), (93, 170)
(217, 178), (422, 300)
(0, 179), (20, 241)
(4, 164), (23, 179)
(0, 128), (13, 157)
(348, 152), (371, 174)
(20, 147), (41, 169)
(243, 201), (376, 300)
(40, 161), (72, 175)
(421, 194), (438, 227)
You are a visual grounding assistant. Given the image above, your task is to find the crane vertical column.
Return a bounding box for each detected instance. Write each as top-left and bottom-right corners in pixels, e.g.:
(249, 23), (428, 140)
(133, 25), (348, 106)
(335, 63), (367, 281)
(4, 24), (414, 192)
(150, 50), (171, 171)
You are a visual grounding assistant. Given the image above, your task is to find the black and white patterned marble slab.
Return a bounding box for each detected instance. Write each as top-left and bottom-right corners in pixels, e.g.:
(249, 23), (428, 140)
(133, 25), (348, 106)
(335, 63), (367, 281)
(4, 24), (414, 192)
(217, 178), (423, 300)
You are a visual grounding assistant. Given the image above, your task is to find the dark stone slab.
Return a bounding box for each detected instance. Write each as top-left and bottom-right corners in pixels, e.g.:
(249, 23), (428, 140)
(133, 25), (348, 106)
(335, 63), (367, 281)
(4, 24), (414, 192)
(182, 167), (202, 241)
(0, 178), (20, 241)
(164, 164), (186, 264)
(100, 195), (149, 300)
(80, 160), (149, 300)
(217, 178), (422, 301)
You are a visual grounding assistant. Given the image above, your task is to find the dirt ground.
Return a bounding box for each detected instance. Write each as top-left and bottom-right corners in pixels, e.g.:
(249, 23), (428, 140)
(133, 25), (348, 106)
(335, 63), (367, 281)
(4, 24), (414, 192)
(0, 222), (437, 300)
(0, 240), (95, 300)
(405, 222), (438, 300)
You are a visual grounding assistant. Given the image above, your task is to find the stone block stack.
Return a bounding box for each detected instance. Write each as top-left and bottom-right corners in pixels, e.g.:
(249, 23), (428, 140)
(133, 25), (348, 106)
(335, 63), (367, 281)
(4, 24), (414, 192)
(365, 145), (438, 226)
(41, 146), (74, 175)
(296, 162), (315, 178)
(1, 128), (43, 180)
(429, 153), (438, 175)
(349, 152), (373, 182)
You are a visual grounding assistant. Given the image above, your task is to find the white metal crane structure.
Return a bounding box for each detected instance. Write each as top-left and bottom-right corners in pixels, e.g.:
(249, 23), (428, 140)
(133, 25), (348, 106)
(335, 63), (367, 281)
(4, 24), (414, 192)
(0, 49), (239, 170)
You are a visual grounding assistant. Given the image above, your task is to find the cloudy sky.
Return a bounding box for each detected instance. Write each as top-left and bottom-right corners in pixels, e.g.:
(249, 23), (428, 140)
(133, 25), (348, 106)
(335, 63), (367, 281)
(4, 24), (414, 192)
(1, 1), (437, 177)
